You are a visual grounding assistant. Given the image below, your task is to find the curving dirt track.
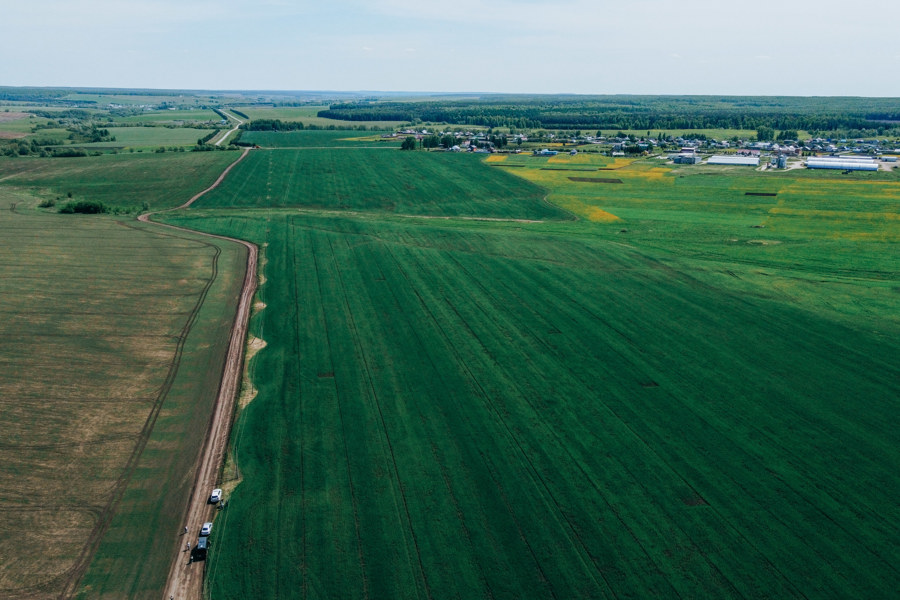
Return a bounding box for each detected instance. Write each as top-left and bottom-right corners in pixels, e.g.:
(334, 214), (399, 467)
(214, 111), (244, 147)
(138, 147), (257, 600)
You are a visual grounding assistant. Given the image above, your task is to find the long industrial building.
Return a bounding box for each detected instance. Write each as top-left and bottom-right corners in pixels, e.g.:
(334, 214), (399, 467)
(806, 157), (879, 171)
(708, 155), (760, 167)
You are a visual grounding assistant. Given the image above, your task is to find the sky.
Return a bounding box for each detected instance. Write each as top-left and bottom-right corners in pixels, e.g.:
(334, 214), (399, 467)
(3, 0), (900, 96)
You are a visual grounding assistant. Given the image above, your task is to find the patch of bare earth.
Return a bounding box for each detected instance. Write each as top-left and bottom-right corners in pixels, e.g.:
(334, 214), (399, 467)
(239, 335), (267, 410)
(0, 112), (29, 123)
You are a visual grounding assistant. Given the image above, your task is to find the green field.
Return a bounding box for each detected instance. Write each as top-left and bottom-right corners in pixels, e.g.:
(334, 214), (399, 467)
(112, 109), (223, 125)
(195, 147), (564, 219)
(239, 129), (400, 148)
(80, 126), (214, 149)
(0, 151), (240, 211)
(159, 148), (900, 599)
(0, 186), (245, 599)
(3, 89), (898, 598)
(60, 93), (203, 106)
(235, 105), (404, 129)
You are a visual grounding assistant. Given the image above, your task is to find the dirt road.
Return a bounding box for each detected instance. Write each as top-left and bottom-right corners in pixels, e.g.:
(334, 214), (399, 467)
(138, 148), (257, 600)
(215, 111), (245, 147)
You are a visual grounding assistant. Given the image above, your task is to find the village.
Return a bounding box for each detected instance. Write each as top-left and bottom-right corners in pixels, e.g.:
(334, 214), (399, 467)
(387, 127), (899, 171)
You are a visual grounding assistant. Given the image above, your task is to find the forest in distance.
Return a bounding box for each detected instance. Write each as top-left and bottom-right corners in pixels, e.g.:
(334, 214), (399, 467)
(317, 94), (900, 135)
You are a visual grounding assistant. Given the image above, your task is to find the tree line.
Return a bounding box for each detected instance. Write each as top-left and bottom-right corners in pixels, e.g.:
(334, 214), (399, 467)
(241, 119), (306, 131)
(239, 119), (380, 132)
(317, 95), (900, 134)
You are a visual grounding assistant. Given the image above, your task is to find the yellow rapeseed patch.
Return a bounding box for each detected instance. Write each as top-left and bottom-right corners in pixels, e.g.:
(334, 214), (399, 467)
(485, 154), (507, 163)
(606, 158), (637, 169)
(548, 194), (622, 222)
(585, 207), (622, 222)
(621, 166), (672, 182)
(515, 169), (571, 187)
(547, 153), (600, 165)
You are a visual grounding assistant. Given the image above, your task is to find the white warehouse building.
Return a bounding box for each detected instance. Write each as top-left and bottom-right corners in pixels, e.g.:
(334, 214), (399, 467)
(708, 155), (760, 167)
(806, 157), (879, 171)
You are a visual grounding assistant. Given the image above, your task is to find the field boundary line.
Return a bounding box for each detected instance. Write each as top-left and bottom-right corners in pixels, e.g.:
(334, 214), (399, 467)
(305, 227), (370, 599)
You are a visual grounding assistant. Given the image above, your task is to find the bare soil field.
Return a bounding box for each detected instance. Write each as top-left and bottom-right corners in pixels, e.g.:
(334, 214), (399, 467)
(0, 112), (29, 123)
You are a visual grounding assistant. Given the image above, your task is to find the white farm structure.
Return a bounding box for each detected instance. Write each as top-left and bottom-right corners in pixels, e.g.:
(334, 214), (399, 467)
(806, 157), (879, 171)
(708, 155), (760, 167)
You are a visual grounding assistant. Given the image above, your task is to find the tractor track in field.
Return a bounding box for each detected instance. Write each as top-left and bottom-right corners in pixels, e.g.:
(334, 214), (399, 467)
(382, 246), (559, 598)
(306, 230), (371, 599)
(327, 236), (434, 600)
(129, 147), (257, 600)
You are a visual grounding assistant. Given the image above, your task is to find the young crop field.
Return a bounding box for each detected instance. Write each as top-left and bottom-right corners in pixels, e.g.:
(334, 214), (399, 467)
(159, 147), (900, 599)
(238, 130), (400, 148)
(80, 126), (214, 149)
(236, 105), (404, 129)
(195, 148), (566, 219)
(112, 109), (223, 125)
(59, 93), (202, 106)
(0, 151), (240, 212)
(0, 190), (246, 600)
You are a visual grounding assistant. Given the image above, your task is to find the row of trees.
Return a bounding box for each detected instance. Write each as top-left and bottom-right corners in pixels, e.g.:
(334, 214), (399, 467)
(420, 134), (467, 149)
(242, 119), (306, 132)
(197, 130), (219, 144)
(58, 200), (108, 214)
(1, 140), (92, 158)
(755, 127), (801, 142)
(240, 119), (381, 132)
